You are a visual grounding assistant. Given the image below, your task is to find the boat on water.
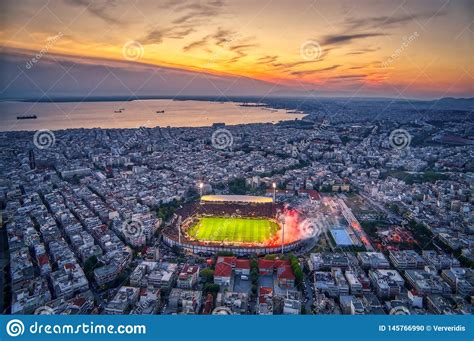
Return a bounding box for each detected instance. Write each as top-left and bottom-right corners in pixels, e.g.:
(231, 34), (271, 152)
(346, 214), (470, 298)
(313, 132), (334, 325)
(156, 110), (165, 113)
(114, 110), (123, 113)
(240, 102), (266, 107)
(17, 115), (37, 120)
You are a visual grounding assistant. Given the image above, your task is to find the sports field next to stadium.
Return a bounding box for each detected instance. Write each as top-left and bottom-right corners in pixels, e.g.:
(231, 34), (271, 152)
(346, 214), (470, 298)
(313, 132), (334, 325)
(188, 217), (279, 243)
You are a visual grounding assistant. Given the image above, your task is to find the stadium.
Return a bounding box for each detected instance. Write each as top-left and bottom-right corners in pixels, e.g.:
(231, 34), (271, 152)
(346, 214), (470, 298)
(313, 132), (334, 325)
(162, 195), (308, 255)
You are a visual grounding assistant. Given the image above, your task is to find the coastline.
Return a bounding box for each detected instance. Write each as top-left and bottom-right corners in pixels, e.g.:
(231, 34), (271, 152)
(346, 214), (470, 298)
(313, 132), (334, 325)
(0, 99), (306, 132)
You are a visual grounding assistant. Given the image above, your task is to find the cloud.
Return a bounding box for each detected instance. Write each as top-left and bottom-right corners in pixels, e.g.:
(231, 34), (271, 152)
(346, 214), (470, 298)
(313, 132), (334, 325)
(268, 46), (334, 73)
(346, 47), (380, 55)
(321, 33), (386, 46)
(227, 52), (246, 63)
(142, 27), (169, 44)
(346, 11), (447, 30)
(64, 0), (125, 25)
(223, 42), (257, 63)
(312, 12), (441, 55)
(142, 26), (195, 45)
(326, 74), (367, 82)
(272, 60), (313, 69)
(213, 28), (236, 46)
(290, 65), (340, 76)
(181, 27), (255, 64)
(183, 27), (236, 52)
(256, 55), (279, 64)
(172, 0), (225, 24)
(310, 10), (445, 56)
(156, 0), (189, 8)
(168, 27), (195, 39)
(183, 36), (211, 52)
(141, 1), (227, 46)
(0, 47), (290, 99)
(229, 43), (256, 51)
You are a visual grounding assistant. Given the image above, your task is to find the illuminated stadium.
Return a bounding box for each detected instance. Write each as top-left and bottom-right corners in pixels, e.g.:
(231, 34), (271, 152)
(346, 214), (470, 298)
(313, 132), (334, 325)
(162, 195), (311, 255)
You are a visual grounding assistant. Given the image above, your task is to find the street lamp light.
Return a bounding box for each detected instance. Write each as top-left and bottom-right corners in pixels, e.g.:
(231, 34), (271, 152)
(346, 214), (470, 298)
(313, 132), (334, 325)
(272, 182), (276, 203)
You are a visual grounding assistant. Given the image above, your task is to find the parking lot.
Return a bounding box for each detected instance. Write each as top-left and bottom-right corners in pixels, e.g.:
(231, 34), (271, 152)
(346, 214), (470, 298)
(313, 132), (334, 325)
(233, 274), (251, 293)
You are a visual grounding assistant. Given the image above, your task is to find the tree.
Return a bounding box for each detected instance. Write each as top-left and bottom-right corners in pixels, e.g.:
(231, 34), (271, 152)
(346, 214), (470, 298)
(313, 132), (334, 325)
(288, 254), (303, 287)
(250, 268), (259, 283)
(453, 250), (474, 268)
(250, 257), (259, 286)
(228, 178), (248, 194)
(84, 255), (102, 277)
(157, 200), (181, 221)
(185, 187), (199, 199)
(200, 269), (214, 284)
(171, 245), (181, 255)
(360, 221), (378, 239)
(203, 283), (220, 295)
(389, 204), (400, 214)
(70, 174), (81, 185)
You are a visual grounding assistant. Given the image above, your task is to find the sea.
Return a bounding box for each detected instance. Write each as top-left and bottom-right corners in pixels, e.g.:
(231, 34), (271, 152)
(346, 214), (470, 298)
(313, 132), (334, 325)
(0, 99), (305, 132)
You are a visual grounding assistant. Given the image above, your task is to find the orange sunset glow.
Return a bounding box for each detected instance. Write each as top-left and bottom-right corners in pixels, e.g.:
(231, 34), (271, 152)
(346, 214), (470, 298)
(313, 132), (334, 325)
(0, 0), (472, 99)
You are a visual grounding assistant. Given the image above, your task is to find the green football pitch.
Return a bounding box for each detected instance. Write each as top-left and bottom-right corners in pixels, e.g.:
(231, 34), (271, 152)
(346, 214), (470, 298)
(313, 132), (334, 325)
(188, 217), (279, 243)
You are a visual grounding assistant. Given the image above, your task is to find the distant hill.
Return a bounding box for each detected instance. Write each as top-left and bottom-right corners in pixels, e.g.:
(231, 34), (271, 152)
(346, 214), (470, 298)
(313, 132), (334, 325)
(428, 97), (474, 110)
(438, 97), (474, 102)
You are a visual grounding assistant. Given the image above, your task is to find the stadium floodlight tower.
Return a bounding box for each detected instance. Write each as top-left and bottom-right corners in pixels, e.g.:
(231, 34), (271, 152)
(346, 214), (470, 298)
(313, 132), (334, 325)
(278, 212), (285, 254)
(272, 182), (276, 202)
(199, 182), (204, 199)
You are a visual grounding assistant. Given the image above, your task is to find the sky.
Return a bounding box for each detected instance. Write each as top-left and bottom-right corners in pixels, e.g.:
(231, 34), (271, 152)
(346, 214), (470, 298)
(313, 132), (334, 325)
(0, 0), (473, 99)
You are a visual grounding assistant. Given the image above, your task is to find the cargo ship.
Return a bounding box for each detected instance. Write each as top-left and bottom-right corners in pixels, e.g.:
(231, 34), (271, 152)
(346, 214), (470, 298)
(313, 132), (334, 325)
(17, 115), (37, 120)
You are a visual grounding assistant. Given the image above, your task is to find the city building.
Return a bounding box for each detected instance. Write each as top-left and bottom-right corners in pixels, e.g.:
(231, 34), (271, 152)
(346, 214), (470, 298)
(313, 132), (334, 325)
(177, 265), (199, 289)
(369, 269), (405, 299)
